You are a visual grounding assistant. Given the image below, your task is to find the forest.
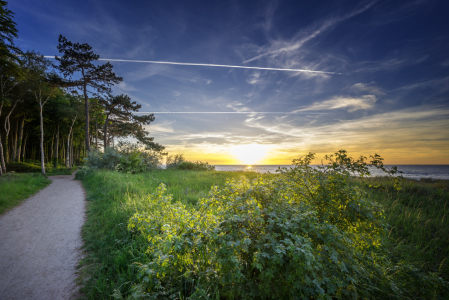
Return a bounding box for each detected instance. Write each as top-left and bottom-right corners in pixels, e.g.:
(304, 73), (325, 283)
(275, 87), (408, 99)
(0, 0), (164, 176)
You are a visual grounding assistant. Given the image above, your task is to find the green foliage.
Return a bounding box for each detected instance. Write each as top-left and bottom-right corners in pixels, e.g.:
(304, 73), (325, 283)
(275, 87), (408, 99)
(83, 143), (164, 174)
(75, 169), (261, 299)
(5, 162), (43, 173)
(165, 154), (186, 169)
(166, 154), (215, 171)
(127, 151), (449, 299)
(5, 161), (75, 175)
(84, 148), (121, 170)
(0, 172), (51, 214)
(177, 161), (215, 171)
(116, 151), (145, 174)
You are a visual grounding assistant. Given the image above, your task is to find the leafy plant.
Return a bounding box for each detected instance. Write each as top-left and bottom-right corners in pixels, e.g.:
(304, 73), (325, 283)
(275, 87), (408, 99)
(165, 154), (185, 169)
(177, 161), (215, 171)
(128, 151), (448, 299)
(83, 143), (163, 172)
(116, 151), (145, 174)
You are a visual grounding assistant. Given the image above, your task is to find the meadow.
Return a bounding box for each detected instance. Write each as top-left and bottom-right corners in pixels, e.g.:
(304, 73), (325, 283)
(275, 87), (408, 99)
(76, 161), (449, 299)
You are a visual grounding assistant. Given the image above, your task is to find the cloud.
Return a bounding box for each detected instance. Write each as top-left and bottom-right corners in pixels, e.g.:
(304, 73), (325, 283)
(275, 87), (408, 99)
(295, 95), (377, 112)
(243, 1), (377, 64)
(353, 56), (428, 73)
(242, 106), (449, 163)
(350, 82), (385, 95)
(114, 82), (136, 92)
(145, 122), (174, 133)
(246, 72), (262, 85)
(394, 76), (449, 91)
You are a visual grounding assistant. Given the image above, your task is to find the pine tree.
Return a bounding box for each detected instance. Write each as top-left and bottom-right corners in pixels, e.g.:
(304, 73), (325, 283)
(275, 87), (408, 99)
(55, 35), (122, 152)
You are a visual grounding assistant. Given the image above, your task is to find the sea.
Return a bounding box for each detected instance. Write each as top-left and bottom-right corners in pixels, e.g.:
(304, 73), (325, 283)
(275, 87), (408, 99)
(213, 165), (449, 180)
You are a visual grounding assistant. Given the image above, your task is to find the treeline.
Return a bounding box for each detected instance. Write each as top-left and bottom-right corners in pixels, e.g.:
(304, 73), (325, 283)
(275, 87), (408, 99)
(0, 1), (164, 176)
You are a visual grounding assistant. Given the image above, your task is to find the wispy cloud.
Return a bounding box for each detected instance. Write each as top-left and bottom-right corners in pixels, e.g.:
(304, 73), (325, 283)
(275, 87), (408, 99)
(243, 1), (377, 64)
(295, 95), (377, 112)
(394, 76), (449, 91)
(242, 106), (449, 163)
(350, 82), (385, 95)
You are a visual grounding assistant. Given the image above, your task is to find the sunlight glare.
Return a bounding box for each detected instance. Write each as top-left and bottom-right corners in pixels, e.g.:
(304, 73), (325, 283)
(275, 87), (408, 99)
(230, 144), (270, 164)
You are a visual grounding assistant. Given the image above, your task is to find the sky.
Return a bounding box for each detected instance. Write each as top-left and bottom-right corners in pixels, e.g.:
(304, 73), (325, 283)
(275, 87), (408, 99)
(10, 0), (449, 164)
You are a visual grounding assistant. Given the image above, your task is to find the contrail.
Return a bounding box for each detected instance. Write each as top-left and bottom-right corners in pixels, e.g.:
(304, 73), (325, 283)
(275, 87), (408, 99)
(44, 56), (340, 74)
(134, 111), (326, 114)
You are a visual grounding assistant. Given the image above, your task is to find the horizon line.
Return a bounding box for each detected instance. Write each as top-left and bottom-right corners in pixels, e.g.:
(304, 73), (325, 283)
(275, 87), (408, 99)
(135, 111), (327, 114)
(44, 56), (341, 74)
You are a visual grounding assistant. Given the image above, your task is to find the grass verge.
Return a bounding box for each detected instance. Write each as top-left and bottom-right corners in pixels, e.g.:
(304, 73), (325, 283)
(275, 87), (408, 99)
(0, 173), (51, 215)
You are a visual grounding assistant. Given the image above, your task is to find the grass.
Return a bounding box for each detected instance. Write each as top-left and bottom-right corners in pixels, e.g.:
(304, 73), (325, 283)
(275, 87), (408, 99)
(0, 172), (51, 215)
(76, 169), (449, 299)
(6, 160), (78, 175)
(362, 177), (449, 281)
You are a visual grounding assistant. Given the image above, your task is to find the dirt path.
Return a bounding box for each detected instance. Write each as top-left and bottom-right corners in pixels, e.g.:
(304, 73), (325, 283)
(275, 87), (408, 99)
(0, 172), (85, 300)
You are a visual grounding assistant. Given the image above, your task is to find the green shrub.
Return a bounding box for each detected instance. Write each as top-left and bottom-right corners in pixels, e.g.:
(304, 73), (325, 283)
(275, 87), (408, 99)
(84, 144), (163, 172)
(128, 151), (449, 299)
(84, 148), (122, 170)
(116, 151), (146, 174)
(165, 154), (185, 169)
(177, 161), (215, 171)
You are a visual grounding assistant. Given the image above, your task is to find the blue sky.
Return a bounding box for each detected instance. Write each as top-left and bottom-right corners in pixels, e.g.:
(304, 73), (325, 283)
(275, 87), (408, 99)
(11, 0), (449, 164)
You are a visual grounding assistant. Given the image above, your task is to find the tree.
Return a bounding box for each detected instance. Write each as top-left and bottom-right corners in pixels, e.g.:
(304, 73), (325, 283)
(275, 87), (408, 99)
(0, 0), (21, 175)
(25, 52), (60, 174)
(55, 35), (122, 152)
(0, 0), (21, 65)
(101, 94), (164, 153)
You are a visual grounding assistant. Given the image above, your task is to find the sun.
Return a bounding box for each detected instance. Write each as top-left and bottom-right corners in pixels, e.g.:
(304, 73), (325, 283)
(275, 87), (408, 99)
(230, 144), (270, 164)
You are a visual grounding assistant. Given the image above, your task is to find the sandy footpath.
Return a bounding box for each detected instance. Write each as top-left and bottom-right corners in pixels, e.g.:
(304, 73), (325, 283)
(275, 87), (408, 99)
(0, 172), (85, 300)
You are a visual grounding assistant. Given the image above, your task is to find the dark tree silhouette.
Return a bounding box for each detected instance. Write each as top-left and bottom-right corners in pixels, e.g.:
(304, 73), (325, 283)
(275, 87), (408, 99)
(55, 35), (122, 152)
(101, 94), (164, 152)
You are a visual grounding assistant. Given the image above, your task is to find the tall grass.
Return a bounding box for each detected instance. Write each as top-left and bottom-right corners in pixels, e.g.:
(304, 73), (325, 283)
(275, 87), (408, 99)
(364, 178), (449, 281)
(0, 173), (51, 214)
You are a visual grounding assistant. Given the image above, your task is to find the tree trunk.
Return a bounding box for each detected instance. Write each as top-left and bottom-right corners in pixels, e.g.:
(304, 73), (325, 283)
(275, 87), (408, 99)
(50, 131), (54, 164)
(12, 118), (18, 161)
(0, 134), (4, 174)
(66, 134), (70, 169)
(54, 123), (59, 168)
(95, 119), (98, 149)
(16, 117), (24, 162)
(83, 81), (91, 152)
(4, 100), (19, 163)
(39, 104), (46, 175)
(4, 116), (9, 163)
(70, 131), (73, 169)
(0, 102), (5, 173)
(103, 115), (109, 150)
(67, 117), (77, 169)
(22, 131), (28, 162)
